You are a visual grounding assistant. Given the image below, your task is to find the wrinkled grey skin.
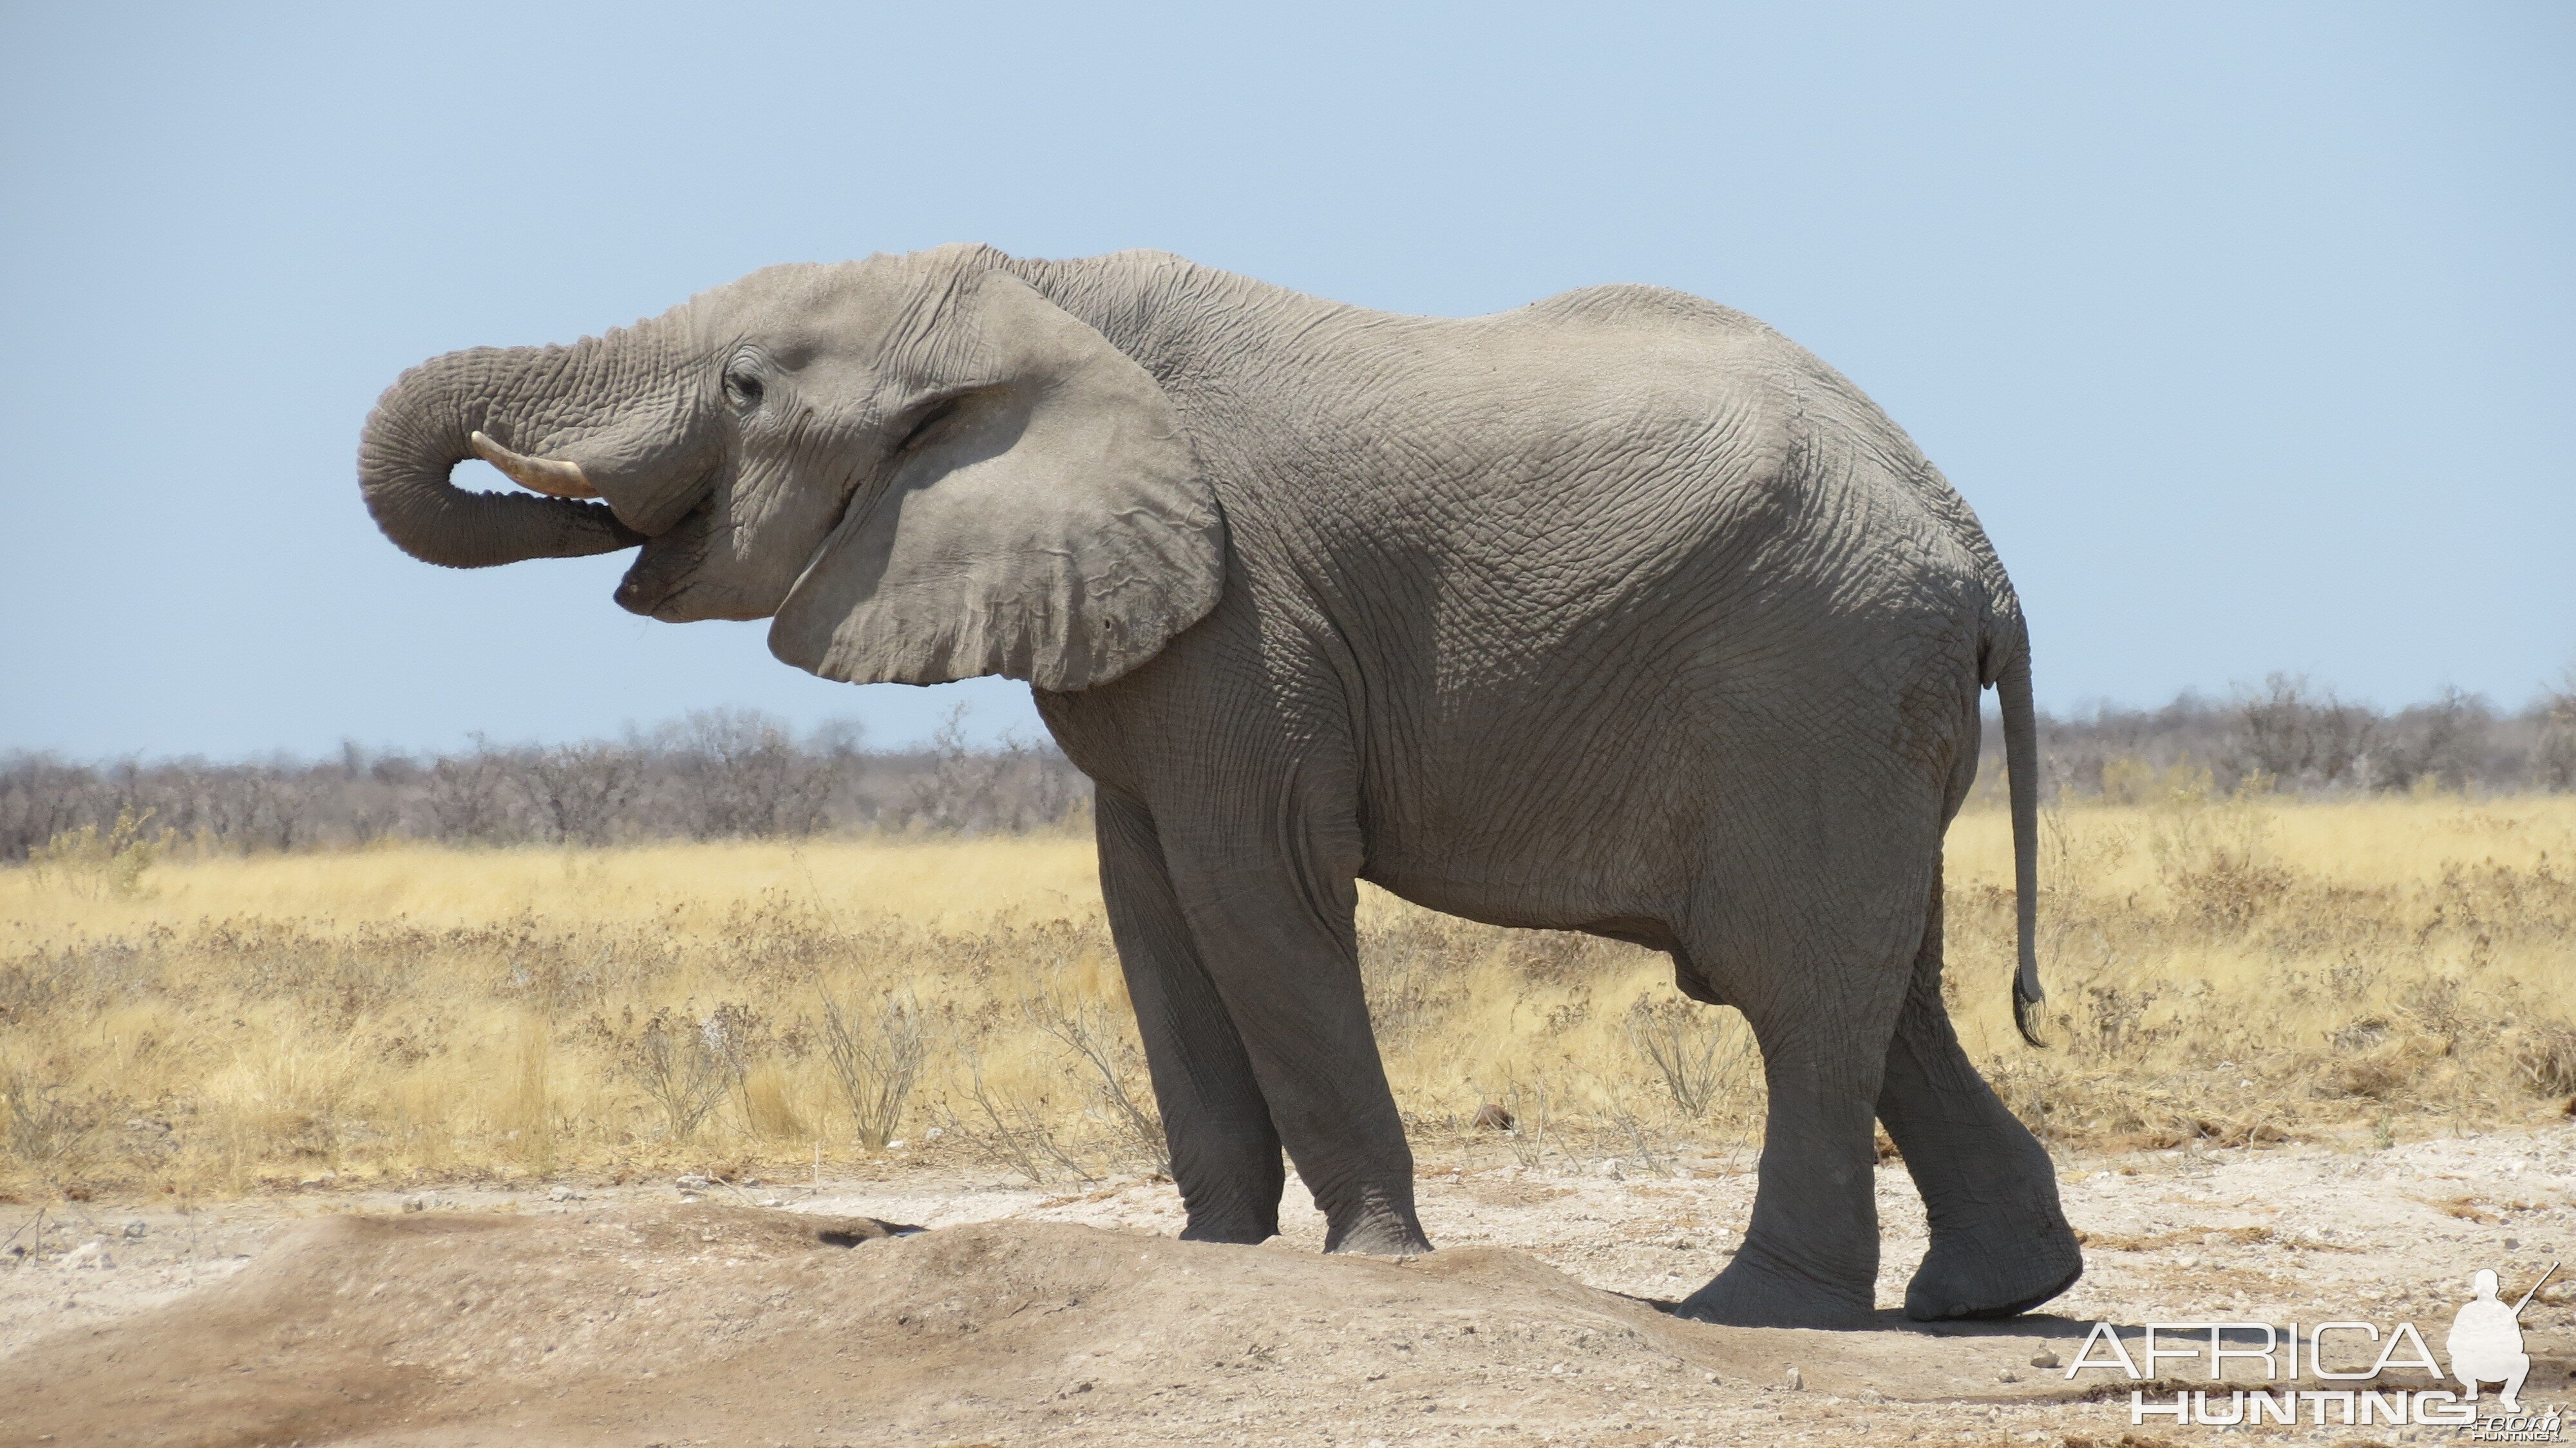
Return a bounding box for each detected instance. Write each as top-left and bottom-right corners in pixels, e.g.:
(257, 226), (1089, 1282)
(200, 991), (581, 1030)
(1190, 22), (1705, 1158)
(359, 245), (2079, 1328)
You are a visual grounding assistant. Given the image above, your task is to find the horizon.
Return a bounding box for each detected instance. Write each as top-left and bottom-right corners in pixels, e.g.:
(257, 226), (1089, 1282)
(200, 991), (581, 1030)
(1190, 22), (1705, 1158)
(4, 673), (2562, 768)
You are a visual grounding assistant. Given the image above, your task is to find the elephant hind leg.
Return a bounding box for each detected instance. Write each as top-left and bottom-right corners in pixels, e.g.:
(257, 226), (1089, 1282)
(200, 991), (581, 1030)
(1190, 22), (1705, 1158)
(1875, 866), (2082, 1320)
(1677, 1020), (1891, 1328)
(1674, 862), (1924, 1328)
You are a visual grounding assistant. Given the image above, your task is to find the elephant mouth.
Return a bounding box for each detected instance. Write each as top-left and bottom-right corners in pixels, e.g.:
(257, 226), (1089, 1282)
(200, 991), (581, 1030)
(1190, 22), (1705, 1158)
(614, 486), (841, 625)
(614, 499), (726, 619)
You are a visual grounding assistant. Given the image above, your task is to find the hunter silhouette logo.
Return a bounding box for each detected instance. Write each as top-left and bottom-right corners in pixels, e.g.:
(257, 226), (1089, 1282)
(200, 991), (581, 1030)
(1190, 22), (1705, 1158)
(2452, 1262), (2557, 1414)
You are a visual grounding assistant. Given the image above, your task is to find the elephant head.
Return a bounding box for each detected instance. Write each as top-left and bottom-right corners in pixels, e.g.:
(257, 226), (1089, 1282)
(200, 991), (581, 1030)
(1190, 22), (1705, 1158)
(357, 245), (1225, 691)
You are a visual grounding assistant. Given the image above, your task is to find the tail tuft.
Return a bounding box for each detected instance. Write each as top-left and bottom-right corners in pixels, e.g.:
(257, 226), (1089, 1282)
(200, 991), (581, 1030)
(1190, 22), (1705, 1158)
(2012, 972), (2047, 1049)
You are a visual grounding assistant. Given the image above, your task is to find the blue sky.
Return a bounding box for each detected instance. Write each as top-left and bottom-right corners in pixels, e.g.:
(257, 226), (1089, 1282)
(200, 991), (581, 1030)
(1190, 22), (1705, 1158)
(3, 3), (2568, 756)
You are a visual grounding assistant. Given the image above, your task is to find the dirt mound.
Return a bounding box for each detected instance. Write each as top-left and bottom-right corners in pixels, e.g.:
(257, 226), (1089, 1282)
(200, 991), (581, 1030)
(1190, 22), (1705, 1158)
(0, 1205), (2101, 1446)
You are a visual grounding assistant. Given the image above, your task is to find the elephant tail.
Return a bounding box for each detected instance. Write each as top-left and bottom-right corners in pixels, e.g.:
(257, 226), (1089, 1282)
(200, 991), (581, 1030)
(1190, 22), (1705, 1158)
(1996, 640), (2048, 1047)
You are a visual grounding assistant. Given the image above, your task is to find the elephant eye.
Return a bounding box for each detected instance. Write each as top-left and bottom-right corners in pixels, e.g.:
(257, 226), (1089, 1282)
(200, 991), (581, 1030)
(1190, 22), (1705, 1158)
(724, 368), (764, 409)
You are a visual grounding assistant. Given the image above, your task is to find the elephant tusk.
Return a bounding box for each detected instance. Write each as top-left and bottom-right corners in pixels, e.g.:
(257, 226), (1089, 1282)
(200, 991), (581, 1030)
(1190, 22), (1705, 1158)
(468, 430), (600, 499)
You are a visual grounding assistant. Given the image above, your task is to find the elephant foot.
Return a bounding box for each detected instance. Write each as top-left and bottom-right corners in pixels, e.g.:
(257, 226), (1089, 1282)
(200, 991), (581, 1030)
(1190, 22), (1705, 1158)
(1177, 1216), (1277, 1246)
(1903, 1221), (2082, 1321)
(1321, 1207), (1432, 1257)
(1676, 1246), (1877, 1329)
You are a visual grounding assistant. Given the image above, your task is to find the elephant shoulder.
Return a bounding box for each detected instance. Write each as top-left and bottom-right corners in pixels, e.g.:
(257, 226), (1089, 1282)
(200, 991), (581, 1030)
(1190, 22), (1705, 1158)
(1513, 284), (1772, 339)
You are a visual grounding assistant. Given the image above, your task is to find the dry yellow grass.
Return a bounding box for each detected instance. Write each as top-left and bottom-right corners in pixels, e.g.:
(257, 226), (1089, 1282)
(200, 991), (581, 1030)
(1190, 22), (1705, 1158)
(2, 790), (2570, 1200)
(1951, 786), (2576, 1146)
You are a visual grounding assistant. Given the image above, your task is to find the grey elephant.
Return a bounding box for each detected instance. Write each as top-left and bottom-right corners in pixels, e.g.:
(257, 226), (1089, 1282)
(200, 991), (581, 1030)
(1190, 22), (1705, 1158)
(357, 244), (2079, 1328)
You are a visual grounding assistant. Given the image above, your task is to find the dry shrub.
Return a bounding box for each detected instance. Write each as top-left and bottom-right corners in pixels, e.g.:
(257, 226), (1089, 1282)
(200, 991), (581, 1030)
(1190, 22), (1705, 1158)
(617, 1007), (746, 1140)
(1624, 997), (1752, 1119)
(2321, 1042), (2430, 1101)
(1496, 1076), (1557, 1170)
(1024, 987), (1167, 1177)
(2512, 1022), (2576, 1096)
(2165, 855), (2297, 930)
(26, 807), (168, 899)
(0, 1056), (106, 1168)
(944, 1042), (1088, 1185)
(819, 991), (925, 1150)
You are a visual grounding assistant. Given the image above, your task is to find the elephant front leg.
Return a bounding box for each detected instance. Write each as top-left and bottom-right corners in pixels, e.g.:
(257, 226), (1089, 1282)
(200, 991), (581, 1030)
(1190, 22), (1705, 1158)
(1161, 856), (1430, 1257)
(1096, 793), (1285, 1244)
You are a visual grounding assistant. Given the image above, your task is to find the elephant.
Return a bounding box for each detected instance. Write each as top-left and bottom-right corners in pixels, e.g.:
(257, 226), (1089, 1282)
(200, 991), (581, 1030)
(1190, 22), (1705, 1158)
(357, 243), (2081, 1329)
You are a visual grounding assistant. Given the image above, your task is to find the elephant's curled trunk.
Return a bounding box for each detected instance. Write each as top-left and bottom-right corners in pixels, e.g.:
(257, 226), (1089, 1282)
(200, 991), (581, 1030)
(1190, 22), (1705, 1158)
(357, 346), (643, 568)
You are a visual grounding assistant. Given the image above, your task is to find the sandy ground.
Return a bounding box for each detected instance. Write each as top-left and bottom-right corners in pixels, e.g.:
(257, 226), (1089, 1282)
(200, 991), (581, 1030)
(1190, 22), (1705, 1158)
(2, 1126), (2570, 1446)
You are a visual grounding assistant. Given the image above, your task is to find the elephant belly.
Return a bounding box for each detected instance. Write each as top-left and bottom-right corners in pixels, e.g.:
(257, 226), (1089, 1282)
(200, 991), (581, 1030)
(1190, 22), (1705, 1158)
(1351, 586), (1980, 964)
(1353, 687), (1716, 942)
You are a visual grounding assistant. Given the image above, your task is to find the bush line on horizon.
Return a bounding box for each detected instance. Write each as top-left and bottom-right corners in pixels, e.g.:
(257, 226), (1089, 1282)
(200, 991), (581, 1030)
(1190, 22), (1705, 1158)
(8, 673), (2575, 866)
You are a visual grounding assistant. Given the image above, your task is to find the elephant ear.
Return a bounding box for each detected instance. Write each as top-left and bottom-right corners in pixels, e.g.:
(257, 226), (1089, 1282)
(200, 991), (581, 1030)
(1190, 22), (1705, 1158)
(769, 271), (1224, 692)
